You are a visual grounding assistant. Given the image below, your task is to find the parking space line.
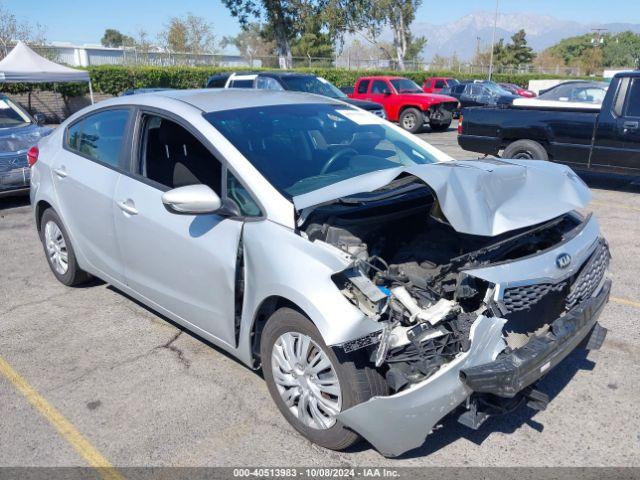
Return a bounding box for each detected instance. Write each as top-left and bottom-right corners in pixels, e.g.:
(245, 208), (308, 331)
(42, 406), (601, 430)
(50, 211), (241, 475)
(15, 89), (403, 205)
(0, 356), (124, 480)
(611, 296), (640, 309)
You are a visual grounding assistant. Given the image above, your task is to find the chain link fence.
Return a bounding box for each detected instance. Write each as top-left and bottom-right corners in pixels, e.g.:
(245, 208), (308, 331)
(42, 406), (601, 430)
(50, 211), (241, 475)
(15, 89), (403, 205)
(7, 44), (585, 76)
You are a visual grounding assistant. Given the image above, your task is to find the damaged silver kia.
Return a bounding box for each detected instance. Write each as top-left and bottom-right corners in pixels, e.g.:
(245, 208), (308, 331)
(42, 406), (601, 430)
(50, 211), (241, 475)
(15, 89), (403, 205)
(32, 90), (610, 457)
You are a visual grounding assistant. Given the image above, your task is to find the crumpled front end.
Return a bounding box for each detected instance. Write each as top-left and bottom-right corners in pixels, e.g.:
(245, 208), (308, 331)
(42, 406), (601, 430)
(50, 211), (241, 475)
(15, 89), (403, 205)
(305, 198), (610, 456)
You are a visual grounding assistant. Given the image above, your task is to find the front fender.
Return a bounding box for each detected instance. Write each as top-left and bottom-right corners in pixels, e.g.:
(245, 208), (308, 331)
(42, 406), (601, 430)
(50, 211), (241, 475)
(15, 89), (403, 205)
(237, 220), (383, 365)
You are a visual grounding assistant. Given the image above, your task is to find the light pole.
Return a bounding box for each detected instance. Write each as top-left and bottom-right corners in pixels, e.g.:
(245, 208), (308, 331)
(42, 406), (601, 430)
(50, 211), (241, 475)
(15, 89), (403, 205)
(488, 0), (499, 81)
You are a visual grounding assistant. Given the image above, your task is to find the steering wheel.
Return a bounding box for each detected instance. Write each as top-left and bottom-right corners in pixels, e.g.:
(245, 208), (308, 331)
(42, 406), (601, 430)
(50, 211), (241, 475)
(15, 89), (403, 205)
(320, 148), (358, 175)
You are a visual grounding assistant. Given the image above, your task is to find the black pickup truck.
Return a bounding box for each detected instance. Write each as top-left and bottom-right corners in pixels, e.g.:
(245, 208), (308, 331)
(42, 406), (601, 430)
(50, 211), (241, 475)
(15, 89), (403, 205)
(458, 71), (640, 173)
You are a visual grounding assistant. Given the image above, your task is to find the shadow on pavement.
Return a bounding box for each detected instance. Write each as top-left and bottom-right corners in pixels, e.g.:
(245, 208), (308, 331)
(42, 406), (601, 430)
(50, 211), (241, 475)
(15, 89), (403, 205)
(575, 170), (640, 194)
(392, 347), (595, 459)
(0, 194), (30, 210)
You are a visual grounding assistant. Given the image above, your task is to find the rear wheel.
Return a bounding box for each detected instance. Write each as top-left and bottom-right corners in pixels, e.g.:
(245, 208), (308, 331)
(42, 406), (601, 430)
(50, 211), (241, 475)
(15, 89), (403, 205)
(40, 209), (91, 286)
(261, 308), (387, 451)
(503, 139), (549, 160)
(399, 108), (423, 134)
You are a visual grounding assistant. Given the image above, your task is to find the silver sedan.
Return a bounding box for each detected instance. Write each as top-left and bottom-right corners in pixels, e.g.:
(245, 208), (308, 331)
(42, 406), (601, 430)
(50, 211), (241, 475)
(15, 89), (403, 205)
(30, 89), (611, 457)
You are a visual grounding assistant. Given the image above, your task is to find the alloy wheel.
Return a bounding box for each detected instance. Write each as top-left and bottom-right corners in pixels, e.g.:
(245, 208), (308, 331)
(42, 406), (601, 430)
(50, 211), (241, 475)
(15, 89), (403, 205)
(44, 220), (68, 275)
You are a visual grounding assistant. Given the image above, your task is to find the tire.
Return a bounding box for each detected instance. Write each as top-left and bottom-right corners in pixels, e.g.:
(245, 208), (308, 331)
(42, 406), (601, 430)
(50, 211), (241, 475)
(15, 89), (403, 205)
(430, 120), (452, 132)
(261, 307), (387, 451)
(503, 139), (549, 160)
(39, 208), (91, 286)
(399, 108), (423, 134)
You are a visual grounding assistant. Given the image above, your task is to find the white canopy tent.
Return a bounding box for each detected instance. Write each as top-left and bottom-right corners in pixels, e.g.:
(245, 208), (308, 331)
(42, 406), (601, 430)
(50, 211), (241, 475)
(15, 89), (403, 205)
(0, 41), (94, 103)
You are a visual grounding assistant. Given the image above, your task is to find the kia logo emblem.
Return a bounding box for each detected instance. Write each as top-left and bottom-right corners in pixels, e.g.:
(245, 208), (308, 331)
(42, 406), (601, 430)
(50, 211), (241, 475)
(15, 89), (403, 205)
(556, 253), (572, 269)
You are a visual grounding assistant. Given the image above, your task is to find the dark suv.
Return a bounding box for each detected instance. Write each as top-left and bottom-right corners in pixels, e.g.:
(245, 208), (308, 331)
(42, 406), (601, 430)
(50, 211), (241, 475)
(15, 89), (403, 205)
(206, 72), (386, 118)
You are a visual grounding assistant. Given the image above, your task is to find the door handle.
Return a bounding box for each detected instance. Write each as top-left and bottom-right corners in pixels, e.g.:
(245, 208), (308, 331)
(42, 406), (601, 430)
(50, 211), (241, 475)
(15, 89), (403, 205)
(117, 199), (138, 215)
(53, 167), (67, 178)
(623, 121), (639, 132)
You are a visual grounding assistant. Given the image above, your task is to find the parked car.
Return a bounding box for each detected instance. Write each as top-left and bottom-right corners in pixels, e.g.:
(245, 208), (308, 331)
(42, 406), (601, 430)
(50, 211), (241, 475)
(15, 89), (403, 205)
(31, 88), (610, 457)
(121, 88), (175, 96)
(537, 81), (608, 104)
(206, 71), (386, 118)
(499, 82), (536, 98)
(349, 76), (459, 133)
(443, 81), (518, 111)
(0, 94), (52, 197)
(422, 77), (459, 94)
(458, 72), (640, 173)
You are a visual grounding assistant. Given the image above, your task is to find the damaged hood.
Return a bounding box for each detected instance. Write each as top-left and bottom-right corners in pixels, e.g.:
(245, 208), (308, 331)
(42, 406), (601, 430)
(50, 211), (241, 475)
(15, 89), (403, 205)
(293, 159), (592, 237)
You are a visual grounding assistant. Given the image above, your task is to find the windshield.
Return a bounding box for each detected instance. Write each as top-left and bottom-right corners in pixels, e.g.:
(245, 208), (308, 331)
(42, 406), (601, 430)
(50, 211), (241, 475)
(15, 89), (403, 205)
(483, 82), (513, 96)
(205, 104), (438, 197)
(539, 83), (607, 103)
(0, 98), (32, 128)
(390, 78), (422, 94)
(278, 76), (347, 99)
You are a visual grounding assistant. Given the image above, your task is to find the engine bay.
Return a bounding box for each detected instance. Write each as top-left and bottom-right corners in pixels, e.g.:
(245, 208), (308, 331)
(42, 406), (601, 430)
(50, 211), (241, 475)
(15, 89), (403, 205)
(301, 180), (584, 392)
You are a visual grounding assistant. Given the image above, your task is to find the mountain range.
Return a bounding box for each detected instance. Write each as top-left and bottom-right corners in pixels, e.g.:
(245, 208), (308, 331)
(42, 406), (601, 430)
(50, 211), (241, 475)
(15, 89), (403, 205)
(413, 12), (640, 61)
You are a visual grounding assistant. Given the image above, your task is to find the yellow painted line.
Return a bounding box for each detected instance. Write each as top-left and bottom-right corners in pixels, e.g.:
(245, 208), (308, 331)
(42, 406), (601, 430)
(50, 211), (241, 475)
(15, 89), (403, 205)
(591, 201), (640, 213)
(611, 296), (640, 309)
(0, 356), (124, 480)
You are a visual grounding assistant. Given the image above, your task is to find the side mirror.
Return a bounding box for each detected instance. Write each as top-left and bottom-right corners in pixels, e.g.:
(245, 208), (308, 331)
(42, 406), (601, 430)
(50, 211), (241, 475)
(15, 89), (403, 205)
(162, 184), (222, 215)
(384, 90), (392, 96)
(33, 113), (46, 126)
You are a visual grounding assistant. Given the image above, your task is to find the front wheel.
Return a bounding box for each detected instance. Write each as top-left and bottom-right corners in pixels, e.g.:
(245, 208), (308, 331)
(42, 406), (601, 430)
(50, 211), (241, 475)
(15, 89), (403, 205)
(399, 108), (424, 134)
(261, 308), (387, 451)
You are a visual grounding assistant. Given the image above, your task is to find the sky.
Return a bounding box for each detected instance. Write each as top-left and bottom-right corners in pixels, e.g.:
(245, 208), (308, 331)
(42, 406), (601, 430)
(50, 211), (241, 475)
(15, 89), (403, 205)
(5, 0), (640, 46)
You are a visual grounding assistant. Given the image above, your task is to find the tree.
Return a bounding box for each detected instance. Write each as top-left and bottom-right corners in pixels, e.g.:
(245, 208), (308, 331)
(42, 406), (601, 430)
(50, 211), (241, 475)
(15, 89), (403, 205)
(0, 4), (47, 56)
(290, 15), (334, 59)
(493, 29), (535, 66)
(101, 29), (134, 48)
(221, 23), (276, 65)
(222, 0), (298, 68)
(159, 13), (217, 53)
(355, 0), (424, 70)
(544, 31), (640, 72)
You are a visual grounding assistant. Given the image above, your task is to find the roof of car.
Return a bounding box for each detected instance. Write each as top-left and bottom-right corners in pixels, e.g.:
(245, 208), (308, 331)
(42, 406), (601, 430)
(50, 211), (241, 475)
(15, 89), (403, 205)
(151, 88), (344, 112)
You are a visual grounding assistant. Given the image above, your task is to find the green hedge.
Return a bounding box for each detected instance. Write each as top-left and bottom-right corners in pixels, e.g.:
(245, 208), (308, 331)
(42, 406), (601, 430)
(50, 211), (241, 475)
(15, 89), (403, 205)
(0, 64), (601, 97)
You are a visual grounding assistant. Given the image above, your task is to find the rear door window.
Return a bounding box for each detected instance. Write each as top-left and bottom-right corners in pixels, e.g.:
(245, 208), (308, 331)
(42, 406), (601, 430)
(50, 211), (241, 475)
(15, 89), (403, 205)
(256, 76), (284, 91)
(371, 80), (390, 94)
(357, 80), (370, 94)
(434, 80), (445, 88)
(624, 78), (640, 117)
(66, 109), (130, 169)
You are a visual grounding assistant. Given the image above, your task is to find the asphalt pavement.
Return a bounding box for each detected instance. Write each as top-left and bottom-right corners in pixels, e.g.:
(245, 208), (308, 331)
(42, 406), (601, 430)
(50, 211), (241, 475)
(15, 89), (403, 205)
(1, 123), (639, 468)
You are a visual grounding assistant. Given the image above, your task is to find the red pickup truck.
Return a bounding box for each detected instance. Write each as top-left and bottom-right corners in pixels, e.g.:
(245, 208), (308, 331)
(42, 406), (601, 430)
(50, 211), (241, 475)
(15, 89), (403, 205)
(349, 76), (459, 133)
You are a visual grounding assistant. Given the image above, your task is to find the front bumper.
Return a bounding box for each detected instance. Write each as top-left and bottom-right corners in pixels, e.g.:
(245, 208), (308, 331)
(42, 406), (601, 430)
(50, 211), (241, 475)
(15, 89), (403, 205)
(338, 279), (610, 458)
(461, 279), (610, 397)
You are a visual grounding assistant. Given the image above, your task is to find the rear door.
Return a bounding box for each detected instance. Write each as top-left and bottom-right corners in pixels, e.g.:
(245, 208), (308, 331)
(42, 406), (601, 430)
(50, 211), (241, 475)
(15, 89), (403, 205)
(591, 76), (640, 171)
(53, 108), (132, 283)
(113, 110), (245, 346)
(368, 80), (395, 119)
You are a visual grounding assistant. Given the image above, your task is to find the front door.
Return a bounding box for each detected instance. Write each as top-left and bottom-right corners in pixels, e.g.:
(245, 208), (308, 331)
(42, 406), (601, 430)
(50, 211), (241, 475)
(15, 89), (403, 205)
(52, 108), (132, 283)
(114, 112), (242, 346)
(591, 76), (640, 171)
